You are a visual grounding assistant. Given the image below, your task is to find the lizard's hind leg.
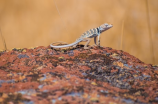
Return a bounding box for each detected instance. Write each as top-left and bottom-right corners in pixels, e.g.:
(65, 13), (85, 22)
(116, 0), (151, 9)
(72, 43), (78, 48)
(82, 38), (91, 49)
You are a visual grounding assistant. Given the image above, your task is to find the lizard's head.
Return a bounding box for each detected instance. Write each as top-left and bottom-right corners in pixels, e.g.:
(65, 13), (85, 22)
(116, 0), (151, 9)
(99, 23), (113, 33)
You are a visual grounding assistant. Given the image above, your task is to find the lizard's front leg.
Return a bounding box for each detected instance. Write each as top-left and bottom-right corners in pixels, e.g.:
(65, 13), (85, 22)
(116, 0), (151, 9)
(98, 39), (100, 46)
(94, 36), (100, 46)
(82, 38), (91, 49)
(97, 35), (100, 46)
(94, 36), (97, 46)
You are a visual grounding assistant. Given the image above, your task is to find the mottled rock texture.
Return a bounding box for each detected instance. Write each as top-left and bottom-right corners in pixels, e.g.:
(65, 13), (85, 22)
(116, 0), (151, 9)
(0, 45), (158, 104)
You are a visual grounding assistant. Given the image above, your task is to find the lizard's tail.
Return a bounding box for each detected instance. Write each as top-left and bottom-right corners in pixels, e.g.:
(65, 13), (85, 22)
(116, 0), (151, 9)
(50, 39), (82, 48)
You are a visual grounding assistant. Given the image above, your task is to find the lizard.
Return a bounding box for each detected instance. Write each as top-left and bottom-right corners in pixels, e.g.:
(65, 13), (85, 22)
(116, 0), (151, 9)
(50, 23), (113, 49)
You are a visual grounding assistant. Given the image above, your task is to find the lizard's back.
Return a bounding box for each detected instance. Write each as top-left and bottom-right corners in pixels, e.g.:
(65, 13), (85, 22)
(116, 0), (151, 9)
(78, 28), (99, 40)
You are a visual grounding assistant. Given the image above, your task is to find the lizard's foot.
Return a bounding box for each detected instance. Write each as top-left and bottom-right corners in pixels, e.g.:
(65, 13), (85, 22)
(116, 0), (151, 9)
(73, 44), (77, 48)
(98, 41), (100, 46)
(84, 47), (90, 49)
(93, 44), (97, 46)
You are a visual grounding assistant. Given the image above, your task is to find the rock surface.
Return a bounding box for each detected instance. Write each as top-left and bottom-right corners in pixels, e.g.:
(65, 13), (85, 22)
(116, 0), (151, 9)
(0, 45), (158, 104)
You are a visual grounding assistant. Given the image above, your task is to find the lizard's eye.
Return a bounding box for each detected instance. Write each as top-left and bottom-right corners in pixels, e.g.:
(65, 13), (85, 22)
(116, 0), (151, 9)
(104, 24), (108, 27)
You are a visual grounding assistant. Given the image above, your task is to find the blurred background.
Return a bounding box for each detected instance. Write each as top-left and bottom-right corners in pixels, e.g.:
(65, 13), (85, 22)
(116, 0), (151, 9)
(0, 0), (157, 64)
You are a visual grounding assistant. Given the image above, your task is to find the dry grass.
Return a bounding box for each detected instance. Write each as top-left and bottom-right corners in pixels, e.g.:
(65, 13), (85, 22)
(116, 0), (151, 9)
(0, 27), (7, 51)
(120, 20), (124, 50)
(145, 0), (155, 64)
(0, 0), (157, 64)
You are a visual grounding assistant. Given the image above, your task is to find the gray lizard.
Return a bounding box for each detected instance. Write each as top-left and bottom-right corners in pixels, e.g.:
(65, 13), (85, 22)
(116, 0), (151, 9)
(50, 23), (113, 49)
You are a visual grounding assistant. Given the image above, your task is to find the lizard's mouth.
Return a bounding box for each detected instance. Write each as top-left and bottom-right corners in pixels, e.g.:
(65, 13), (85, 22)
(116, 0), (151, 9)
(99, 23), (113, 33)
(105, 23), (113, 28)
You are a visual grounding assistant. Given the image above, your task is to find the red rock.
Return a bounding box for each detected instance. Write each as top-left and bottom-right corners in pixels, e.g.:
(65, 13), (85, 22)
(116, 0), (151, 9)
(0, 46), (157, 104)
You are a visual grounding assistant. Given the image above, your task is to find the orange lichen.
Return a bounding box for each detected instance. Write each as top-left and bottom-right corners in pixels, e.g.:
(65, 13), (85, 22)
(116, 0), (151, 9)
(0, 45), (157, 104)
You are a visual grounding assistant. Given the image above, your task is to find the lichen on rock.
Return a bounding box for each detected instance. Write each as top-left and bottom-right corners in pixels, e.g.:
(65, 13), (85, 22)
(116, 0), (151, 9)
(0, 45), (157, 104)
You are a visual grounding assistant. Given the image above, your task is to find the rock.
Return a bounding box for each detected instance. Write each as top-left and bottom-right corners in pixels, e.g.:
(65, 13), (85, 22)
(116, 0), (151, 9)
(0, 45), (157, 104)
